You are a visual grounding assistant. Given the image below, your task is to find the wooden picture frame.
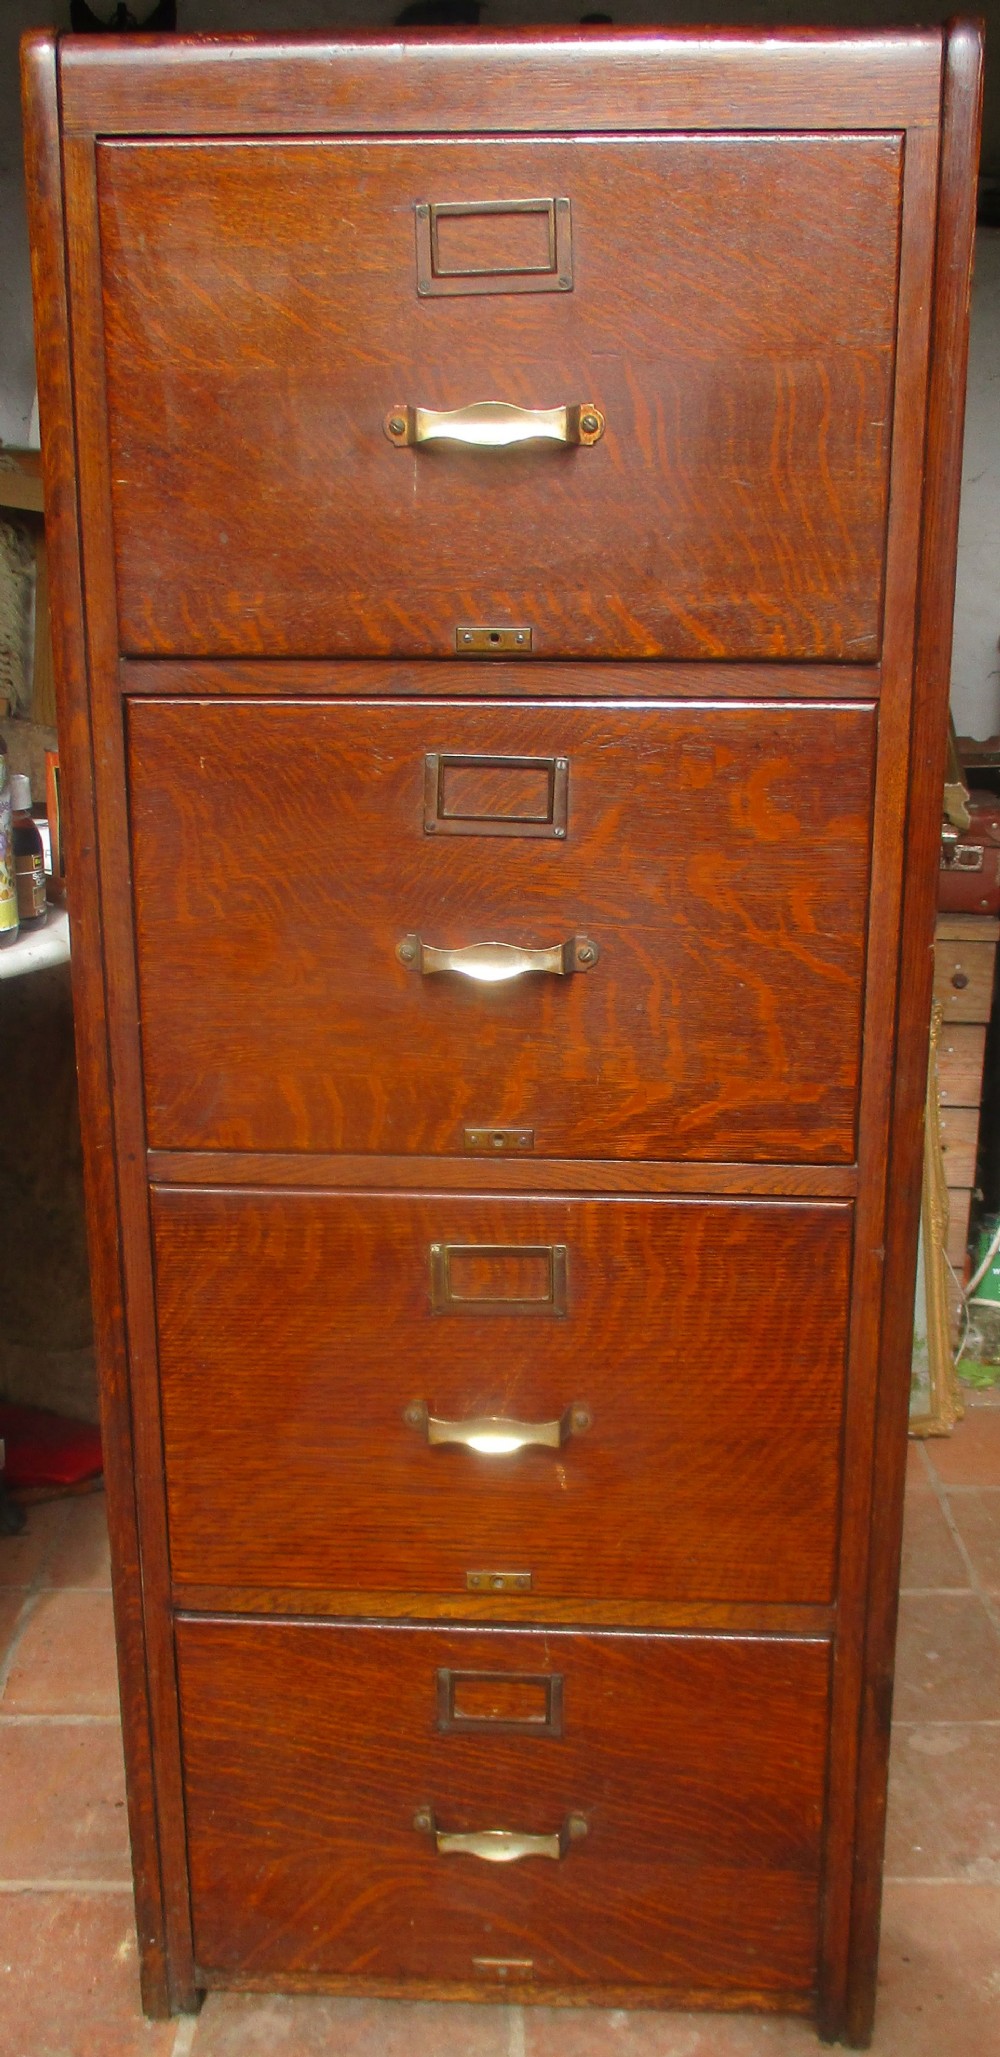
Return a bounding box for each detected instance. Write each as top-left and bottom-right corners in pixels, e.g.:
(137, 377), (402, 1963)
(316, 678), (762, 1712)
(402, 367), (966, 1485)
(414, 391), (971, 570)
(911, 1001), (966, 1436)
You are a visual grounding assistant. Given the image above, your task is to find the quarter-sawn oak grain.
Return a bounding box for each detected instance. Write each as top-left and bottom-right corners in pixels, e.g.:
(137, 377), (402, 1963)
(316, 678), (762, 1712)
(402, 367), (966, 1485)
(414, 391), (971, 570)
(128, 698), (874, 1161)
(20, 19), (982, 2046)
(152, 1188), (851, 1604)
(99, 134), (899, 661)
(176, 1619), (830, 1996)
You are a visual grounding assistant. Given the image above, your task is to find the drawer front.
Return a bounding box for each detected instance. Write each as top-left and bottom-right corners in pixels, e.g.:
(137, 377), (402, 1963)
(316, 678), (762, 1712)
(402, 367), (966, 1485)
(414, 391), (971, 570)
(154, 1189), (850, 1604)
(177, 1618), (830, 1995)
(129, 698), (874, 1162)
(99, 133), (900, 660)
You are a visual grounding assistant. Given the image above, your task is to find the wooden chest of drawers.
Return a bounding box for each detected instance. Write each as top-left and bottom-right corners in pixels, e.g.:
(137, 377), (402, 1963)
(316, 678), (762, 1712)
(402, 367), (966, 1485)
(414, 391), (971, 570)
(22, 21), (982, 2046)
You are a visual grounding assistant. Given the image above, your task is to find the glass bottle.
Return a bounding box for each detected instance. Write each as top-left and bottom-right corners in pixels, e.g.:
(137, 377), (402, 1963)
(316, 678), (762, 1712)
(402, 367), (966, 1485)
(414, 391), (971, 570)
(0, 740), (19, 949)
(10, 773), (47, 931)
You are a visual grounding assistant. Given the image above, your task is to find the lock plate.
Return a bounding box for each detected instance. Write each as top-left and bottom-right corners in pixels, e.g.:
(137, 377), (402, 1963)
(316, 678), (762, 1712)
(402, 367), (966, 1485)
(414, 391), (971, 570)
(464, 1127), (535, 1153)
(466, 1570), (533, 1593)
(456, 627), (532, 654)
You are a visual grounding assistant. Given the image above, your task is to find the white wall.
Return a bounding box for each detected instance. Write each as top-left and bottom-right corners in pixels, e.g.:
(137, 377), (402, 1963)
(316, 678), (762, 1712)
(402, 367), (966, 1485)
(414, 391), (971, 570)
(952, 231), (1000, 742)
(0, 2), (67, 448)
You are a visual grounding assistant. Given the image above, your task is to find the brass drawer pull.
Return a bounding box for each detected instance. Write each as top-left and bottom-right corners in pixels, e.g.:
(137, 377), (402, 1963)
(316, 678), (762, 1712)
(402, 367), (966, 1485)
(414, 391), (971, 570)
(414, 1808), (588, 1863)
(385, 401), (604, 448)
(404, 1400), (591, 1455)
(396, 934), (599, 981)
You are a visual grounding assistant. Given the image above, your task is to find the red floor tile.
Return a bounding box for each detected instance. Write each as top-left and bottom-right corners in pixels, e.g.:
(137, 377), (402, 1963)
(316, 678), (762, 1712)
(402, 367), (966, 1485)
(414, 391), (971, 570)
(0, 1588), (27, 1667)
(885, 1724), (1000, 1880)
(1, 1589), (120, 1715)
(522, 2002), (820, 2053)
(0, 1892), (175, 2057)
(893, 1593), (1000, 1721)
(925, 1408), (1000, 1486)
(874, 1883), (1000, 2056)
(900, 1490), (970, 1589)
(949, 1491), (1000, 1593)
(0, 1719), (131, 1881)
(41, 1490), (111, 1590)
(0, 1500), (70, 1587)
(190, 1993), (512, 2055)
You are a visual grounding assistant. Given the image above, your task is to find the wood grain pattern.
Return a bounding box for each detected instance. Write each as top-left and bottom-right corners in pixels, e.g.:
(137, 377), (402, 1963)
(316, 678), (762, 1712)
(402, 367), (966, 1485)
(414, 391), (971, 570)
(153, 1188), (851, 1604)
(176, 1589), (835, 1634)
(936, 1021), (987, 1103)
(844, 23), (984, 2046)
(20, 17), (981, 2039)
(58, 28), (943, 137)
(147, 1151), (859, 1197)
(194, 1970), (813, 2011)
(176, 1618), (830, 1993)
(128, 698), (875, 1161)
(123, 659), (884, 702)
(19, 31), (173, 2020)
(811, 111), (941, 2040)
(932, 936), (998, 1019)
(937, 1102), (979, 1185)
(99, 135), (900, 661)
(60, 128), (199, 2012)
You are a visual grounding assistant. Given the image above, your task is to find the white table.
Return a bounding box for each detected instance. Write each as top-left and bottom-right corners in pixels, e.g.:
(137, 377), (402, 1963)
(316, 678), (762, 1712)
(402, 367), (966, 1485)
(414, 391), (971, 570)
(0, 907), (70, 980)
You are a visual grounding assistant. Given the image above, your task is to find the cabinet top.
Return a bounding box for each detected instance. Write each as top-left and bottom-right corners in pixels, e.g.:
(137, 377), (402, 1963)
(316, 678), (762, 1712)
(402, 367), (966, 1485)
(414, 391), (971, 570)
(34, 22), (957, 138)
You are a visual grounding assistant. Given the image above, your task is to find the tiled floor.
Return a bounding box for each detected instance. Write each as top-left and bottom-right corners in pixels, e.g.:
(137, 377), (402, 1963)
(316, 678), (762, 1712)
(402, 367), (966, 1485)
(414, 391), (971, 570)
(1, 1404), (999, 2057)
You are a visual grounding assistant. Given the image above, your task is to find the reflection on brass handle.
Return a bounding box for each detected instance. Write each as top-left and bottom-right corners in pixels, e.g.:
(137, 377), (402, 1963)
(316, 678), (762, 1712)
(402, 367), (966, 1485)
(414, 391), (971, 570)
(396, 935), (599, 981)
(384, 402), (605, 448)
(413, 1807), (588, 1862)
(404, 1400), (592, 1455)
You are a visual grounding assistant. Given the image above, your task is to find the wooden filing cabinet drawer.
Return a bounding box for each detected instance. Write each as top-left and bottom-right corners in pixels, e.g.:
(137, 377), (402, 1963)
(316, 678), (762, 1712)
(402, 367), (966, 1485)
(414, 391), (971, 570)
(98, 133), (899, 660)
(154, 1188), (851, 1605)
(177, 1617), (830, 1997)
(129, 696), (875, 1161)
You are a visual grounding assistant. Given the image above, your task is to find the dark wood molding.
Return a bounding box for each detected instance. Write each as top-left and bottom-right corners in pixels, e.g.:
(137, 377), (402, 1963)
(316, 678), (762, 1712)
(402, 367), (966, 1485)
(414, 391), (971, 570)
(19, 28), (173, 2022)
(59, 28), (943, 137)
(844, 19), (985, 2048)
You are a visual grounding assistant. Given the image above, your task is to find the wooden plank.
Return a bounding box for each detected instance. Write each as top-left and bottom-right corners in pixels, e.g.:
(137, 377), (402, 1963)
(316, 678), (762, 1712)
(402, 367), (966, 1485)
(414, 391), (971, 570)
(0, 449), (45, 514)
(935, 912), (1000, 940)
(945, 1189), (972, 1271)
(938, 1103), (980, 1187)
(59, 28), (943, 138)
(60, 126), (197, 2011)
(122, 657), (883, 701)
(814, 104), (940, 2038)
(937, 1021), (987, 1104)
(147, 1151), (859, 1197)
(844, 21), (984, 2047)
(932, 938), (997, 1021)
(19, 30), (172, 2021)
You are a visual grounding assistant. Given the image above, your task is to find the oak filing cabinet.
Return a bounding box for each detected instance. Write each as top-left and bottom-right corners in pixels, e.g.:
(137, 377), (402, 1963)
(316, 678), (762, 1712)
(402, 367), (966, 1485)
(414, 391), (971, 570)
(22, 21), (982, 2045)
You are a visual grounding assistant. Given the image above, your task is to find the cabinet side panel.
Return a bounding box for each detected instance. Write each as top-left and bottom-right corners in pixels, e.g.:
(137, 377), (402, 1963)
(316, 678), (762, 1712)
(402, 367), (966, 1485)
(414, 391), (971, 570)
(845, 18), (985, 2049)
(19, 29), (172, 2020)
(56, 121), (200, 2010)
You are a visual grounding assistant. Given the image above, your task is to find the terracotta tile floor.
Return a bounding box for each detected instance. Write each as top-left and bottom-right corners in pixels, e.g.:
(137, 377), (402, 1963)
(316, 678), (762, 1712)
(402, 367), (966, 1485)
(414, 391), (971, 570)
(2, 1399), (999, 2057)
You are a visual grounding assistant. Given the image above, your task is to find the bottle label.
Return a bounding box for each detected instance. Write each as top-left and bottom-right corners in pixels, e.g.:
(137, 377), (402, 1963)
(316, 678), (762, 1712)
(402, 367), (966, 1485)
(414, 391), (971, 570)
(15, 851), (46, 922)
(0, 778), (17, 937)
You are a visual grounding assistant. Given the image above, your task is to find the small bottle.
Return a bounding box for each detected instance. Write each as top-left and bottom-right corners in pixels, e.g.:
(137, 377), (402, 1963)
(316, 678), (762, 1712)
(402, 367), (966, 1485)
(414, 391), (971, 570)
(0, 740), (19, 949)
(10, 774), (47, 932)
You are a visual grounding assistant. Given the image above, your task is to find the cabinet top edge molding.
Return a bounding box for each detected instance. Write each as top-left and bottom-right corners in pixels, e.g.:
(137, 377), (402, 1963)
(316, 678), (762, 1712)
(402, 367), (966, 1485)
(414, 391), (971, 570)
(49, 24), (946, 137)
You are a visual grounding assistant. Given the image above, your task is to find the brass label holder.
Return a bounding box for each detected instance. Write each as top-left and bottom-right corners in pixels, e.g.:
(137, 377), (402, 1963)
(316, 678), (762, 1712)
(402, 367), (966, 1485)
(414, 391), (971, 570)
(430, 1241), (568, 1316)
(424, 751), (567, 838)
(436, 1668), (564, 1736)
(415, 196), (573, 298)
